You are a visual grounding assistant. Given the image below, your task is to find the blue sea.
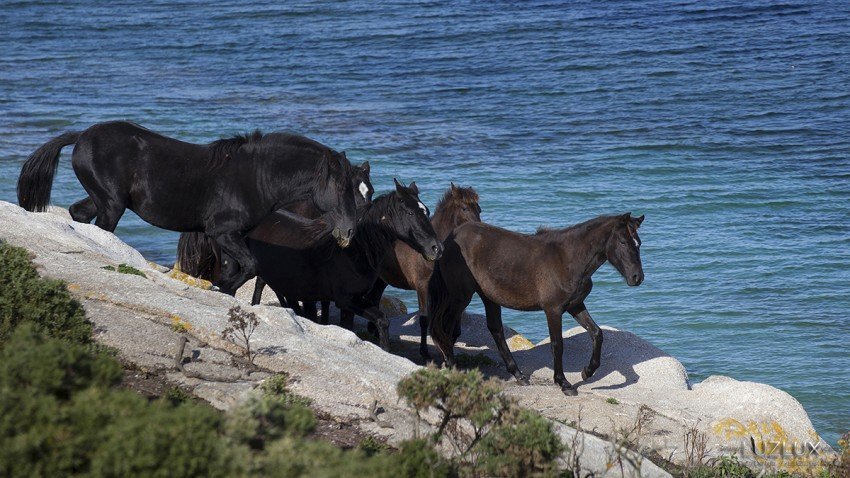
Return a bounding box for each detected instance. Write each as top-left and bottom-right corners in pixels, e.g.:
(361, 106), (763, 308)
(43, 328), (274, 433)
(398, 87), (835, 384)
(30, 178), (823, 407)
(1, 1), (847, 445)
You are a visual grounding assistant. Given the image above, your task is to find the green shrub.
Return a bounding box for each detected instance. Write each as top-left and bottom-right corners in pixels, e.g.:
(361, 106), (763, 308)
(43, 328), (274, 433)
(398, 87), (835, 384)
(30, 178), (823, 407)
(225, 392), (317, 450)
(259, 437), (454, 478)
(260, 373), (312, 407)
(0, 326), (236, 478)
(0, 323), (122, 399)
(0, 242), (92, 344)
(398, 366), (565, 476)
(397, 366), (505, 437)
(102, 263), (147, 278)
(477, 407), (564, 477)
(391, 438), (455, 478)
(359, 435), (390, 456)
(164, 386), (193, 405)
(688, 456), (754, 478)
(86, 397), (238, 478)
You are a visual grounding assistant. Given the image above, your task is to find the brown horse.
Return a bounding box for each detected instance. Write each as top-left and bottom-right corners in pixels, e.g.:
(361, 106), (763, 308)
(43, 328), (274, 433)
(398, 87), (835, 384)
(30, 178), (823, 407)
(363, 183), (481, 358)
(428, 213), (644, 396)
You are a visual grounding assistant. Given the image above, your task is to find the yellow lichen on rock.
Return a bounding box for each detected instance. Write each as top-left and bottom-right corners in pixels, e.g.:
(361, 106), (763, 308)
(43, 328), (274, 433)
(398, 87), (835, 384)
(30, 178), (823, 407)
(170, 314), (191, 332)
(507, 333), (535, 351)
(167, 267), (214, 290)
(712, 418), (828, 474)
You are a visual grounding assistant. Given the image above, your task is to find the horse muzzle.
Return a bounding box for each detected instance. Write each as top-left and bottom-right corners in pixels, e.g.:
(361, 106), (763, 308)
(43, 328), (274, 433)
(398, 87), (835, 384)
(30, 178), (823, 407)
(424, 241), (443, 262)
(332, 227), (354, 248)
(627, 271), (644, 286)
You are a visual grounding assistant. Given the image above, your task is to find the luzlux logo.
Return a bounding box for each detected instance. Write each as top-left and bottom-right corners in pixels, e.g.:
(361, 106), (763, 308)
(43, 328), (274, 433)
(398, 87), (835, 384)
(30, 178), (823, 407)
(749, 437), (824, 457)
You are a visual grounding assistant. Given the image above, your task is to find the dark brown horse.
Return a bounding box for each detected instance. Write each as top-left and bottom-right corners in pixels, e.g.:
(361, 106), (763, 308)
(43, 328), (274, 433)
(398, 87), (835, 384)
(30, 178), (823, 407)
(362, 183), (481, 358)
(428, 213), (645, 396)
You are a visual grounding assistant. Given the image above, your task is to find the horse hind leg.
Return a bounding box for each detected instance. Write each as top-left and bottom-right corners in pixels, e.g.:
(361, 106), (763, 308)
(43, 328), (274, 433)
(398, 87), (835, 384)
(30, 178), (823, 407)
(89, 194), (126, 232)
(481, 296), (528, 385)
(69, 197), (98, 223)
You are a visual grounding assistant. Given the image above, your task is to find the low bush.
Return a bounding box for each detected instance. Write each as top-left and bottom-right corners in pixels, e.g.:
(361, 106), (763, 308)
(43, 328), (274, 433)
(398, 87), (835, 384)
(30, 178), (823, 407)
(0, 242), (91, 344)
(398, 366), (565, 477)
(0, 243), (567, 477)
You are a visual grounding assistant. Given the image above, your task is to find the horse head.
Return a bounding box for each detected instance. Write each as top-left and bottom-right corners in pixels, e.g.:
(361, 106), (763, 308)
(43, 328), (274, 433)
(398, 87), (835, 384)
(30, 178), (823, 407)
(352, 160), (373, 207)
(314, 150), (358, 248)
(385, 179), (443, 262)
(605, 213), (645, 286)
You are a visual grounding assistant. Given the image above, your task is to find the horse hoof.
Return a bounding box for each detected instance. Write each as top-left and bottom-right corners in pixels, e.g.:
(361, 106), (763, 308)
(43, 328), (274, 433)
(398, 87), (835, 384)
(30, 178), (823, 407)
(516, 376), (530, 386)
(561, 385), (578, 396)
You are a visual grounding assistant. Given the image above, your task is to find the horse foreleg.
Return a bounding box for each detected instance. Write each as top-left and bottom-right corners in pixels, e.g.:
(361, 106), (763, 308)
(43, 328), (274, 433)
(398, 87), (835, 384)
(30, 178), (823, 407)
(302, 301), (319, 322)
(568, 302), (603, 381)
(415, 287), (431, 360)
(251, 277), (266, 305)
(482, 297), (528, 385)
(320, 301), (330, 325)
(213, 233), (256, 296)
(545, 307), (576, 396)
(347, 301), (390, 351)
(69, 197), (98, 223)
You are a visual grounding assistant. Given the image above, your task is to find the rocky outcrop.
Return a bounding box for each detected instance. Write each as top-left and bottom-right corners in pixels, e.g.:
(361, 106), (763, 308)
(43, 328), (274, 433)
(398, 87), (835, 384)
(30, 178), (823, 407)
(1, 200), (834, 476)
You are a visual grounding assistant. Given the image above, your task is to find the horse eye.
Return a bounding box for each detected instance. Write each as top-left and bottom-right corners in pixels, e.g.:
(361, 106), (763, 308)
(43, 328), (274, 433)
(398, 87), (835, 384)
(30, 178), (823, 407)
(462, 207), (468, 211)
(408, 211), (413, 216)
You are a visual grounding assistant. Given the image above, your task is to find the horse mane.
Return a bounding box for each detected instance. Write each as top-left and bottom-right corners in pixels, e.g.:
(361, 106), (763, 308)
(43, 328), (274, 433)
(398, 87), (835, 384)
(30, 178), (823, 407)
(435, 185), (479, 213)
(534, 214), (621, 240)
(208, 129), (264, 167)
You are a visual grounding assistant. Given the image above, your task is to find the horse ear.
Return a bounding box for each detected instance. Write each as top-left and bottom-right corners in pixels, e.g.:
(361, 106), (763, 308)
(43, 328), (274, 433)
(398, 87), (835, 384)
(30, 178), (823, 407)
(620, 212), (632, 225)
(450, 181), (457, 191)
(633, 215), (645, 228)
(360, 161), (370, 174)
(409, 181), (419, 195)
(394, 178), (404, 192)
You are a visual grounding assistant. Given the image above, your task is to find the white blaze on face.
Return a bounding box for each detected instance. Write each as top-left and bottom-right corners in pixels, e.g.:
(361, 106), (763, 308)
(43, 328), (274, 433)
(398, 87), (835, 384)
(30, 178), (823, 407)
(358, 182), (369, 199)
(418, 201), (428, 216)
(633, 237), (640, 248)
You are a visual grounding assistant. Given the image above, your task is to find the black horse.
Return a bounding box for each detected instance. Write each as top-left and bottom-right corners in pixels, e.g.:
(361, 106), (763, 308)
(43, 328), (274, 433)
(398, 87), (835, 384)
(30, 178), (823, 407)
(17, 121), (358, 295)
(177, 161), (374, 316)
(272, 161), (373, 317)
(181, 180), (443, 349)
(428, 213), (644, 395)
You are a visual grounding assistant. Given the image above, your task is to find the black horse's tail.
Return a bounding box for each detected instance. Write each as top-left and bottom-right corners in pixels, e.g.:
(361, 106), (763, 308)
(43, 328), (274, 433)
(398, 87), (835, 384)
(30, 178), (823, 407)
(17, 131), (81, 211)
(176, 232), (220, 282)
(427, 259), (457, 358)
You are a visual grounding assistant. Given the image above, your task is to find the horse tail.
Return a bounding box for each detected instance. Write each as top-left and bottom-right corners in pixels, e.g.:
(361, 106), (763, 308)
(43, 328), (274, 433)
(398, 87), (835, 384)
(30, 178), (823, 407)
(17, 131), (81, 211)
(427, 259), (456, 358)
(176, 232), (220, 281)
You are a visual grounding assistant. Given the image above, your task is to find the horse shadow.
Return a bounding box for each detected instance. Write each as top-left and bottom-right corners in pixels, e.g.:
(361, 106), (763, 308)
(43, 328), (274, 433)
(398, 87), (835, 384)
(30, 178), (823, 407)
(392, 313), (676, 392)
